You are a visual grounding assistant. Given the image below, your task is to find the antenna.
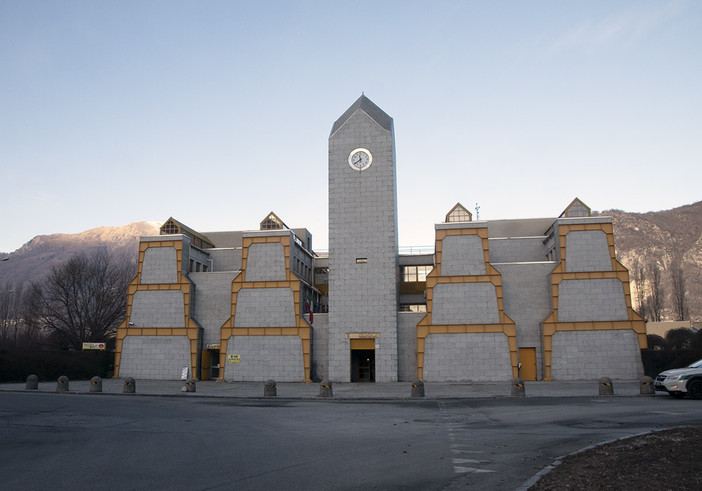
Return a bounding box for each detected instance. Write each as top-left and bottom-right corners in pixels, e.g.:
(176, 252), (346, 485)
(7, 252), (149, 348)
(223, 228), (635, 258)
(475, 203), (480, 220)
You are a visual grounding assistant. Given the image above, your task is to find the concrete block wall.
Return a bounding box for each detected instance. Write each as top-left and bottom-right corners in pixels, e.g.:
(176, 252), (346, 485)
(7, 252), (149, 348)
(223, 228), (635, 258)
(189, 272), (239, 346)
(310, 313), (329, 382)
(398, 312), (422, 381)
(489, 237), (547, 263)
(188, 246), (211, 271)
(328, 102), (399, 382)
(130, 290), (185, 327)
(208, 248), (242, 272)
(422, 333), (512, 382)
(440, 235), (486, 276)
(550, 330), (643, 380)
(558, 278), (629, 322)
(234, 288), (296, 327)
(119, 336), (191, 380)
(224, 335), (304, 382)
(431, 283), (500, 325)
(565, 230), (612, 272)
(141, 247), (178, 284)
(493, 262), (554, 380)
(245, 242), (286, 281)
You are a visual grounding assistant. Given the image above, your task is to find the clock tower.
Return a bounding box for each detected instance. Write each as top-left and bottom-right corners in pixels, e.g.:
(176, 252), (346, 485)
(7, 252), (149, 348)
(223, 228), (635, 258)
(328, 95), (399, 382)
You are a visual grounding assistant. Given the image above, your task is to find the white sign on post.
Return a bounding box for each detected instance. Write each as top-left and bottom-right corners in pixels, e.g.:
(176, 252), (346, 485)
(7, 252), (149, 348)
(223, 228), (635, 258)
(181, 366), (189, 380)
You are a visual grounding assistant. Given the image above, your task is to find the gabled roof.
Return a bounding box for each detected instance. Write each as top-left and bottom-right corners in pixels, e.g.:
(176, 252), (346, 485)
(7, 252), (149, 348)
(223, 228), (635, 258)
(445, 203), (472, 223)
(330, 94), (393, 137)
(160, 217), (215, 248)
(559, 198), (591, 218)
(260, 211), (288, 230)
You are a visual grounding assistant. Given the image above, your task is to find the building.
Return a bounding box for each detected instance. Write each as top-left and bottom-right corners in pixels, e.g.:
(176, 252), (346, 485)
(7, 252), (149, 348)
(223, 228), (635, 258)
(114, 95), (646, 382)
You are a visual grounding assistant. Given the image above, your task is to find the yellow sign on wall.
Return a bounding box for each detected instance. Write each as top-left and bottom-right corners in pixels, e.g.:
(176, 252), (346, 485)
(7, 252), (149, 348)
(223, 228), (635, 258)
(227, 354), (240, 364)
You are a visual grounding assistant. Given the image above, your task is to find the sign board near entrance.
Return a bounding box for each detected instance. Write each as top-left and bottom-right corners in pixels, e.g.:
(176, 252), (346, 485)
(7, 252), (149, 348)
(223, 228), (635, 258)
(346, 332), (380, 339)
(206, 344), (220, 350)
(82, 342), (106, 350)
(228, 354), (240, 364)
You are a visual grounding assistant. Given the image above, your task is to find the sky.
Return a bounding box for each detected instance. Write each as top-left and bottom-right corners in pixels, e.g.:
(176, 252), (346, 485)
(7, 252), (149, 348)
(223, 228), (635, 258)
(1, 1), (701, 253)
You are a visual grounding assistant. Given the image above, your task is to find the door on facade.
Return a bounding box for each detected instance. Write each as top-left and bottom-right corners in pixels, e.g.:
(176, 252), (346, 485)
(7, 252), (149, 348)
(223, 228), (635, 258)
(350, 339), (375, 382)
(519, 348), (537, 381)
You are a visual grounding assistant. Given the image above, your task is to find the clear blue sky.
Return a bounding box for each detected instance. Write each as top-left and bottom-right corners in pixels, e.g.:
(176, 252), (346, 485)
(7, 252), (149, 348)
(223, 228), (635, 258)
(1, 1), (700, 253)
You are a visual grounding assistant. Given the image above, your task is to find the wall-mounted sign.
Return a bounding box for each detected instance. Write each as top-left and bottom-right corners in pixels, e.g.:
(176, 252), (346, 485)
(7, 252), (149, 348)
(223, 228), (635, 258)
(206, 344), (221, 350)
(82, 342), (106, 350)
(228, 354), (241, 364)
(346, 333), (380, 339)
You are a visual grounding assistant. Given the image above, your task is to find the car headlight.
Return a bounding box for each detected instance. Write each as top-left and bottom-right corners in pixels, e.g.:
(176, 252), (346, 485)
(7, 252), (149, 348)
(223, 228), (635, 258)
(667, 375), (681, 381)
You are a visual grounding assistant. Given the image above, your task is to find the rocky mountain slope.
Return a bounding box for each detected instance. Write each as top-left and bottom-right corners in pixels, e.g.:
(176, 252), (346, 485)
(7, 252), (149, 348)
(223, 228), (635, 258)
(0, 222), (160, 287)
(603, 200), (702, 322)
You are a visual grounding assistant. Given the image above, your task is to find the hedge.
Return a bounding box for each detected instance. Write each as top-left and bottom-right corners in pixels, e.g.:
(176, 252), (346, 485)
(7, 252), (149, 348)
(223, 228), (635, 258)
(0, 351), (113, 382)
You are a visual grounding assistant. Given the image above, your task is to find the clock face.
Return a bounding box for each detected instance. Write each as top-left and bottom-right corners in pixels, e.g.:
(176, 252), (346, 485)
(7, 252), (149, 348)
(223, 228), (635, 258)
(348, 148), (373, 171)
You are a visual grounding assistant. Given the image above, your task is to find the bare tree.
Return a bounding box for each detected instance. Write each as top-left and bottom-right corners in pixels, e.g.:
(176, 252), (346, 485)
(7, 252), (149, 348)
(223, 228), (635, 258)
(670, 262), (689, 321)
(647, 262), (664, 322)
(631, 258), (648, 319)
(25, 251), (135, 350)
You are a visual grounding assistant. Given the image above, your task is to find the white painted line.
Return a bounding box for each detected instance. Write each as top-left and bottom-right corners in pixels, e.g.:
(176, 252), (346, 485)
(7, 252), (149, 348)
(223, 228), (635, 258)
(454, 466), (495, 474)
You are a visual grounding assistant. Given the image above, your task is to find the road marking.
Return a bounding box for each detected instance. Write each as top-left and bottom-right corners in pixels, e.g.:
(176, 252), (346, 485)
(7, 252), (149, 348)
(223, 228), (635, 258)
(453, 458), (490, 464)
(451, 448), (484, 454)
(454, 466), (495, 474)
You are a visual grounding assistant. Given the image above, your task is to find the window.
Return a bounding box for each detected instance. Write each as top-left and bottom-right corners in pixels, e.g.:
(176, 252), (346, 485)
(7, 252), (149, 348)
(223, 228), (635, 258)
(260, 212), (286, 230)
(161, 219), (180, 235)
(445, 203), (472, 223)
(400, 304), (427, 312)
(402, 265), (432, 282)
(560, 198), (591, 218)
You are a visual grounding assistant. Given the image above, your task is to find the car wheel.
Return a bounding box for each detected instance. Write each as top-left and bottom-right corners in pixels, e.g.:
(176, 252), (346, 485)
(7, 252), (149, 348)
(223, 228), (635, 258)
(670, 392), (685, 399)
(687, 379), (702, 400)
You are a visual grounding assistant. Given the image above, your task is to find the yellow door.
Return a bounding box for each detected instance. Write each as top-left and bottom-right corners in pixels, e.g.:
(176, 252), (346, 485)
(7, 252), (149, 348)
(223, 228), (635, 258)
(519, 348), (537, 381)
(200, 350), (211, 381)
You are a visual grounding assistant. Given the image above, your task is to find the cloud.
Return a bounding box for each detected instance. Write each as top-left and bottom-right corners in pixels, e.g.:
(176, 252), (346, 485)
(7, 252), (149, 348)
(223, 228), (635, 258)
(547, 1), (687, 55)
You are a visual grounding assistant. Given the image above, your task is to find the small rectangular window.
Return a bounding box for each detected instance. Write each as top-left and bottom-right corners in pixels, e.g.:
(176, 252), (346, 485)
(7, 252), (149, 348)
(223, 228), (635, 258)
(356, 258), (368, 264)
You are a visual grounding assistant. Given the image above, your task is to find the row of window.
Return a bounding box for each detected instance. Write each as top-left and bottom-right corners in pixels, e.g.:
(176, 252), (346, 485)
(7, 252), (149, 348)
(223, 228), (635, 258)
(189, 259), (209, 273)
(401, 265), (432, 282)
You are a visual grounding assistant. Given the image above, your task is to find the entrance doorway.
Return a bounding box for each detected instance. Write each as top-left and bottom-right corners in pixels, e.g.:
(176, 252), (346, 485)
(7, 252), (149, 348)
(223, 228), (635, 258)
(350, 338), (375, 382)
(519, 348), (537, 381)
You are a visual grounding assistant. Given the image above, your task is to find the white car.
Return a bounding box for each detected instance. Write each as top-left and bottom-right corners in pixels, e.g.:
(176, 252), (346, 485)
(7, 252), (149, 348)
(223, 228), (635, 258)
(655, 359), (702, 399)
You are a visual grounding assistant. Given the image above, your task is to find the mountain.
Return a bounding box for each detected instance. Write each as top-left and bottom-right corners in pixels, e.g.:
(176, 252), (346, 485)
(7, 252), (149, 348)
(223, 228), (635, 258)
(0, 222), (161, 287)
(603, 201), (702, 322)
(1, 202), (701, 321)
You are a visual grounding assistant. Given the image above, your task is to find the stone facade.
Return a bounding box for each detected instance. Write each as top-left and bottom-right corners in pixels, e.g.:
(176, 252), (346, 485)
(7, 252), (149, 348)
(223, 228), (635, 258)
(328, 96), (399, 382)
(224, 335), (304, 382)
(423, 333), (513, 382)
(550, 330), (643, 380)
(119, 336), (191, 380)
(114, 95), (645, 383)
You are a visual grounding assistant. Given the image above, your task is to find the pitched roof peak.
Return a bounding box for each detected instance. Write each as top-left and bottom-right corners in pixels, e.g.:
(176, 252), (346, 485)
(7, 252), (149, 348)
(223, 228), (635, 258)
(330, 94), (393, 137)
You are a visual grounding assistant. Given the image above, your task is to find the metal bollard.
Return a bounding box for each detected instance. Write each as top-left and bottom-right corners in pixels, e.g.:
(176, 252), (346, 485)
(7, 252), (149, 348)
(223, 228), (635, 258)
(183, 378), (197, 393)
(90, 376), (103, 393)
(56, 375), (69, 392)
(26, 374), (39, 390)
(411, 379), (425, 398)
(640, 376), (655, 395)
(598, 377), (614, 396)
(264, 379), (277, 397)
(511, 377), (525, 397)
(123, 377), (136, 394)
(319, 380), (333, 398)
